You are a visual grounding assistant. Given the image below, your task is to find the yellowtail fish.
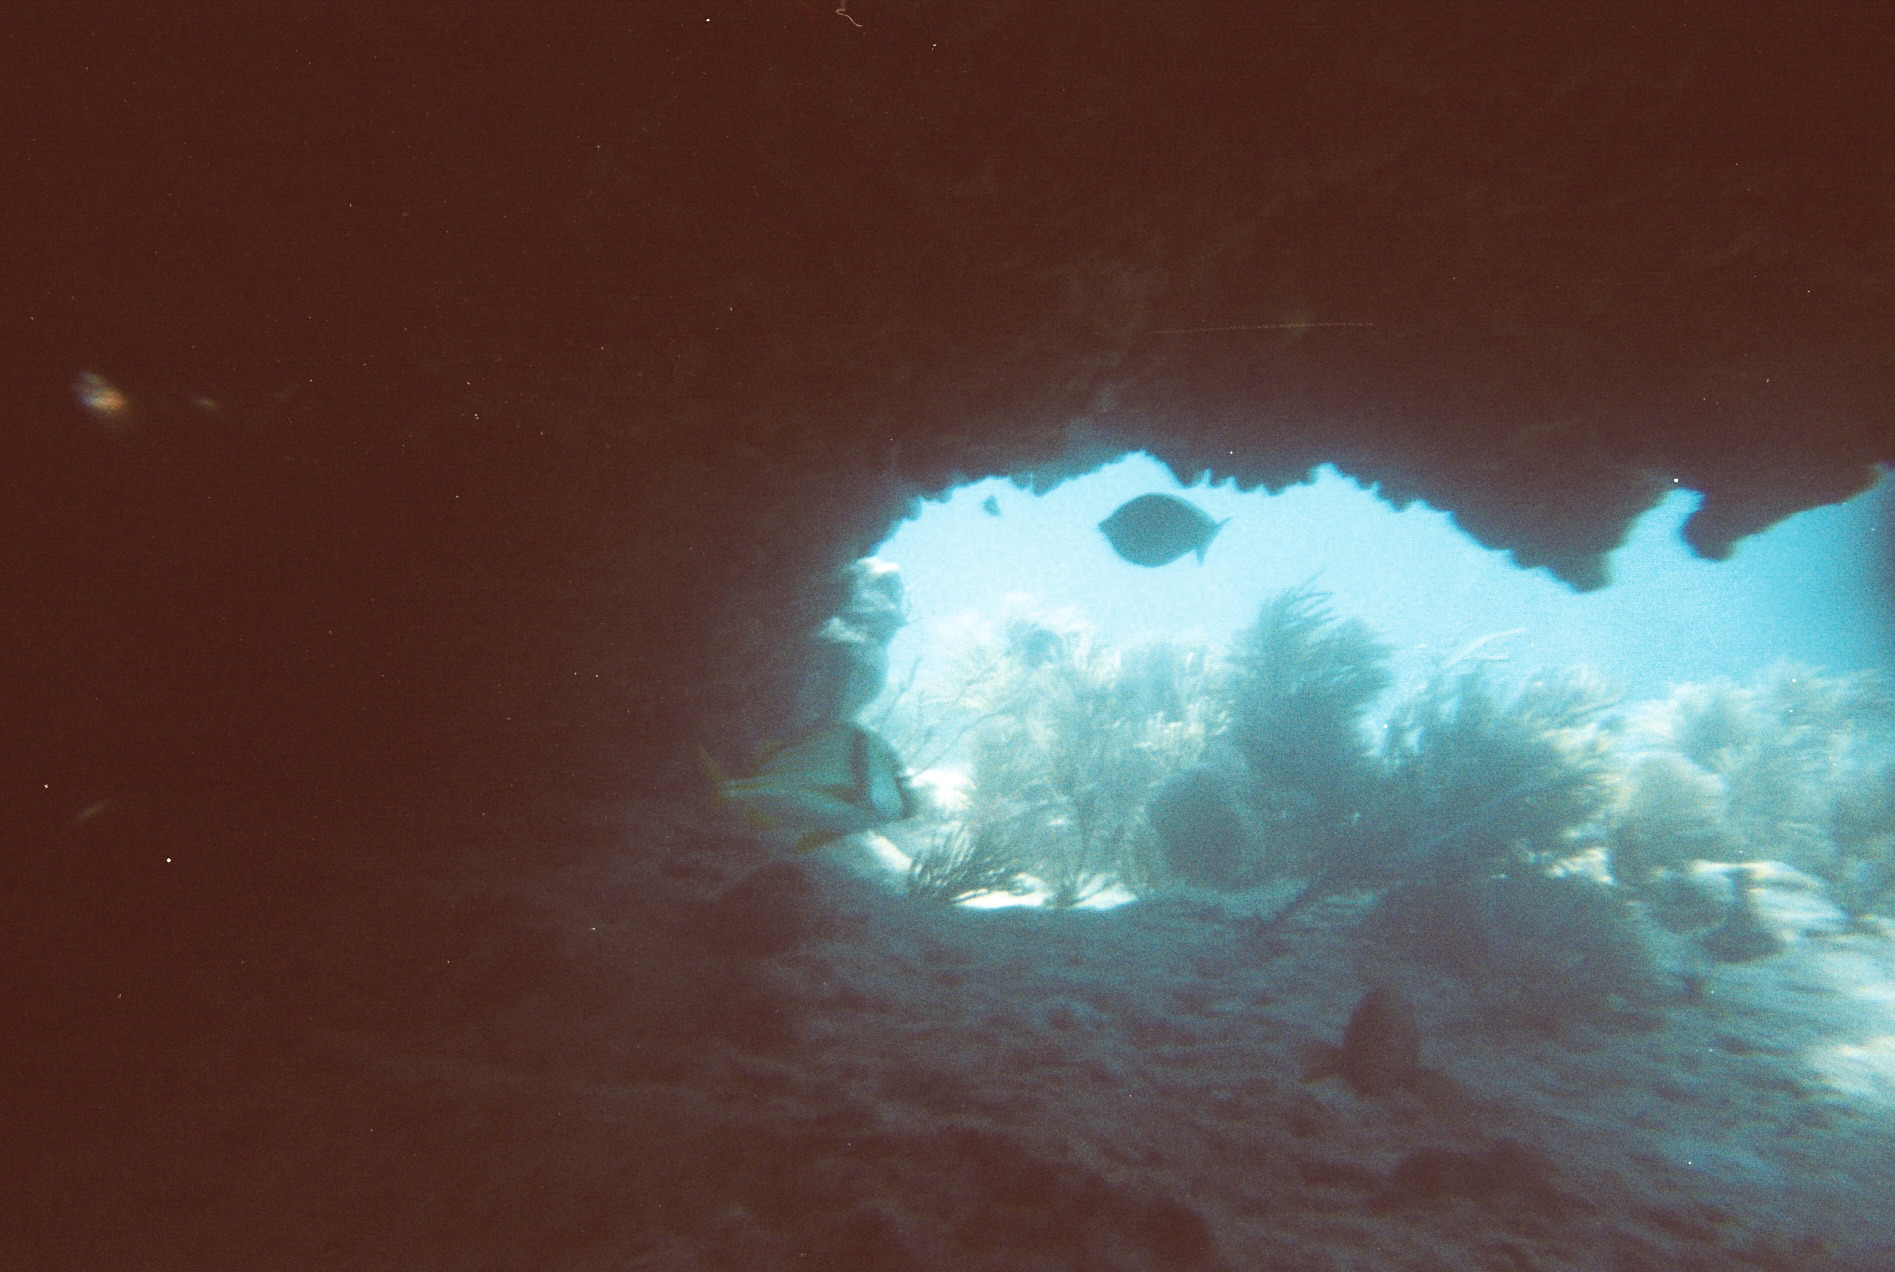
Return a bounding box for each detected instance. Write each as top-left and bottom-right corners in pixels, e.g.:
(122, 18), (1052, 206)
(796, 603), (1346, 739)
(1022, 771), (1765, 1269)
(701, 722), (915, 852)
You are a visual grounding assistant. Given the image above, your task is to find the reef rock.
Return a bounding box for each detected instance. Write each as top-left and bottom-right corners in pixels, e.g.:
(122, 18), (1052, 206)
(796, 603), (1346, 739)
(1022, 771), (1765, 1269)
(1147, 767), (1254, 890)
(1337, 984), (1424, 1097)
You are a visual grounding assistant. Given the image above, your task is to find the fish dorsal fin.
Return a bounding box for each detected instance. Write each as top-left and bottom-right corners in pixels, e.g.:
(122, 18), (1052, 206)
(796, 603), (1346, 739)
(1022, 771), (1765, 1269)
(757, 723), (855, 781)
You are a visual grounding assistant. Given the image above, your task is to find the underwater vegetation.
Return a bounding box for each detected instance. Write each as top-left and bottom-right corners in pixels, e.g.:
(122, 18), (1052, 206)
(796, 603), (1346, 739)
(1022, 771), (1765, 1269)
(868, 569), (1893, 1017)
(1351, 664), (1650, 1023)
(1364, 862), (1665, 1026)
(893, 611), (1221, 906)
(1220, 584), (1393, 879)
(1607, 664), (1895, 921)
(1209, 590), (1636, 1015)
(904, 818), (1031, 905)
(964, 629), (1215, 905)
(1833, 759), (1895, 914)
(1372, 664), (1622, 880)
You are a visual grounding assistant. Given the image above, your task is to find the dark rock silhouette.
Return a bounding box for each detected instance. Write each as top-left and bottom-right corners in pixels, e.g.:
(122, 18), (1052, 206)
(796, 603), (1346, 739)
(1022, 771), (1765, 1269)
(1337, 984), (1424, 1096)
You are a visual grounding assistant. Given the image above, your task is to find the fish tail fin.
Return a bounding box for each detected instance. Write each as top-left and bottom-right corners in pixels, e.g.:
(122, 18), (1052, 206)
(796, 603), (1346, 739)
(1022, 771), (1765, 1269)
(1197, 517), (1231, 563)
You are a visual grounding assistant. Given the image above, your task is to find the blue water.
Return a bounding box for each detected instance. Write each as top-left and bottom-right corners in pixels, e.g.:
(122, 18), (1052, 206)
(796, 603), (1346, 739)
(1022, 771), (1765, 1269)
(873, 454), (1893, 710)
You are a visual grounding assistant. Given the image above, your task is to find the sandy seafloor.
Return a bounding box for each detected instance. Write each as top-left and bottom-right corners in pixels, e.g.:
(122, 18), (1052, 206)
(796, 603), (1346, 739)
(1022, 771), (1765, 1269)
(12, 796), (1895, 1271)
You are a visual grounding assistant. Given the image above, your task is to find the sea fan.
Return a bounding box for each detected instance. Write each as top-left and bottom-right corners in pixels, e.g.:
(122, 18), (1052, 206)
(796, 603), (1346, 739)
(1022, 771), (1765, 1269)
(1606, 752), (1736, 886)
(900, 611), (1222, 903)
(1225, 599), (1619, 939)
(1355, 666), (1651, 1023)
(983, 636), (1171, 904)
(906, 818), (1030, 904)
(1221, 584), (1392, 874)
(1375, 664), (1621, 879)
(1830, 759), (1895, 917)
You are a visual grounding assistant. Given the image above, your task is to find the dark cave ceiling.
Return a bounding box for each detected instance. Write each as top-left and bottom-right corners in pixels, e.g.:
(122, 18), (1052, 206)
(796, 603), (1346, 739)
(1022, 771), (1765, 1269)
(4, 2), (1891, 800)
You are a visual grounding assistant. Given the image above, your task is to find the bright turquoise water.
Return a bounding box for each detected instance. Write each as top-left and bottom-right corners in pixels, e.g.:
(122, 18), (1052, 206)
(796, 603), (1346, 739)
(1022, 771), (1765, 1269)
(873, 454), (1893, 710)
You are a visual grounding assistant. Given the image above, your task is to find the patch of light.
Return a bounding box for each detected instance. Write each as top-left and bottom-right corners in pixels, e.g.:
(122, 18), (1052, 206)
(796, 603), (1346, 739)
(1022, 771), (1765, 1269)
(1071, 881), (1139, 910)
(1808, 1034), (1895, 1105)
(1799, 944), (1895, 1106)
(910, 766), (973, 816)
(73, 369), (133, 434)
(956, 877), (1138, 911)
(856, 831), (914, 876)
(959, 885), (1043, 910)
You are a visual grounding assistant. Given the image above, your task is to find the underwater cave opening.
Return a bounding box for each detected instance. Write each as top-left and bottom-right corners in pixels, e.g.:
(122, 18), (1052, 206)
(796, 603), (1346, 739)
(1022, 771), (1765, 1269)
(873, 454), (1894, 711)
(830, 452), (1895, 917)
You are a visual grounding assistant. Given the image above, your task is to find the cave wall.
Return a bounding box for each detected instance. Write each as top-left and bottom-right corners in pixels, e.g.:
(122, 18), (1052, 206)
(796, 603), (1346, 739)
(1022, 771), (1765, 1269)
(6, 2), (1891, 820)
(5, 10), (1893, 1262)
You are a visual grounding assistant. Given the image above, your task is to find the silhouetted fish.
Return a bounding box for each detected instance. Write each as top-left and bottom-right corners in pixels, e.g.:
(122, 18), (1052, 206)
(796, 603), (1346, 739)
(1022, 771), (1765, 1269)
(981, 494), (1001, 517)
(1099, 494), (1226, 567)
